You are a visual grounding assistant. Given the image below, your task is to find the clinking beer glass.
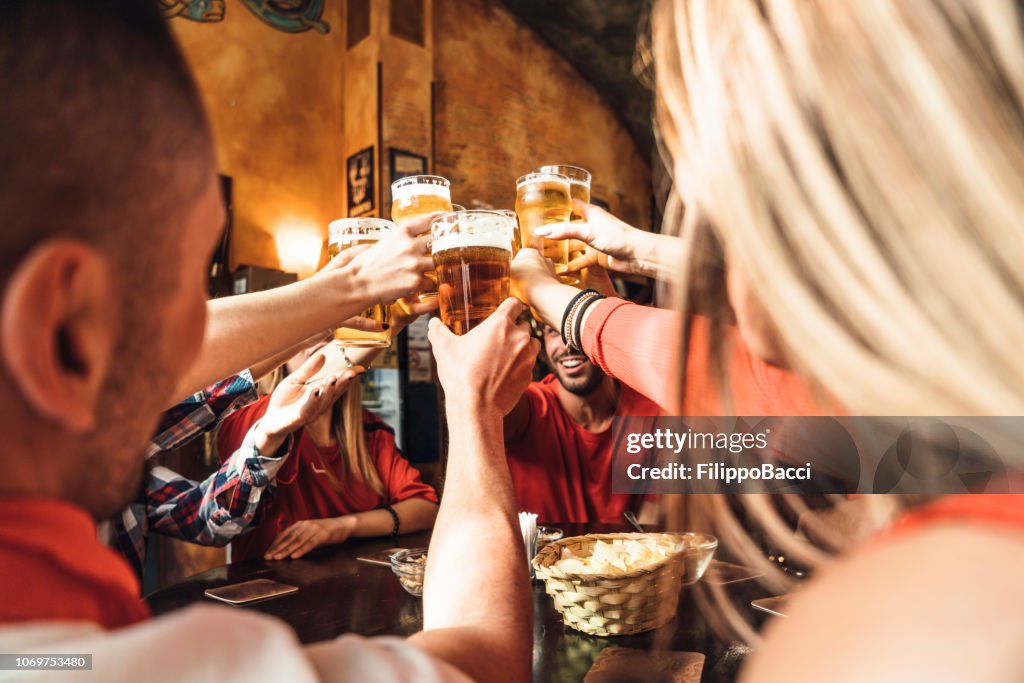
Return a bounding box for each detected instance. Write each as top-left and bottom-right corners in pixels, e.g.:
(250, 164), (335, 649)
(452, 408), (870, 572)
(537, 164), (591, 286)
(328, 217), (393, 347)
(391, 175), (453, 300)
(514, 171), (573, 282)
(431, 210), (514, 335)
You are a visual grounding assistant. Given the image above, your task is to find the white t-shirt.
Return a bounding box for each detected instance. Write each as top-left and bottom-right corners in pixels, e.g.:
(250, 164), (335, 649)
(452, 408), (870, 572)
(0, 606), (472, 683)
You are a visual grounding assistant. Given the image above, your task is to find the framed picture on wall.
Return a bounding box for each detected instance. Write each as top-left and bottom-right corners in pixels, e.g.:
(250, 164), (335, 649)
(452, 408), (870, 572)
(347, 146), (375, 216)
(390, 148), (427, 183)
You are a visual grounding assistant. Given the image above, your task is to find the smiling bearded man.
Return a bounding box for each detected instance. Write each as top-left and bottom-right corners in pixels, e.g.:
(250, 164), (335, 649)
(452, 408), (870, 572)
(502, 320), (662, 524)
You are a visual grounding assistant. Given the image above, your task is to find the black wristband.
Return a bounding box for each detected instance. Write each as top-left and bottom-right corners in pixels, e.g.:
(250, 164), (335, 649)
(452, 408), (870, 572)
(573, 293), (604, 352)
(560, 288), (600, 348)
(381, 504), (400, 537)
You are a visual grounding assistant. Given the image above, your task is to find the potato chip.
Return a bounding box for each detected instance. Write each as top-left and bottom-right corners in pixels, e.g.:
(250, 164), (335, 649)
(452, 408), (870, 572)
(553, 538), (680, 575)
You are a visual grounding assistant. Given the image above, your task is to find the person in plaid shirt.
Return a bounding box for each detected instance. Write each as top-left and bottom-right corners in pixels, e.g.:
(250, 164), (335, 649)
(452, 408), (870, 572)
(114, 344), (363, 578)
(112, 370), (266, 578)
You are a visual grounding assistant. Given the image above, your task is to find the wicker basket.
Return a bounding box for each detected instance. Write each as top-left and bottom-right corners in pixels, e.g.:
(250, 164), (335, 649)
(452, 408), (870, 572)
(531, 533), (690, 637)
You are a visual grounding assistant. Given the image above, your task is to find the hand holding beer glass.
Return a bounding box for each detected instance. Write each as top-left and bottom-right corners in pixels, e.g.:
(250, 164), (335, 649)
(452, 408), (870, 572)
(537, 164), (591, 285)
(328, 217), (395, 347)
(514, 171), (574, 284)
(432, 210), (515, 335)
(391, 175), (454, 300)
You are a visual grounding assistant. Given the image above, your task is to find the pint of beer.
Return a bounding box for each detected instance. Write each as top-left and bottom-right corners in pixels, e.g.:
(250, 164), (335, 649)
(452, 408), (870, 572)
(328, 217), (393, 347)
(494, 209), (521, 255)
(431, 211), (514, 335)
(392, 175), (453, 300)
(537, 165), (591, 285)
(515, 172), (572, 280)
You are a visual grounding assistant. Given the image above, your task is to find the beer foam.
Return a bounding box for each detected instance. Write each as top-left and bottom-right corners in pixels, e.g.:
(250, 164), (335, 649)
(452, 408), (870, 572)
(392, 181), (451, 202)
(516, 172), (570, 189)
(433, 230), (512, 254)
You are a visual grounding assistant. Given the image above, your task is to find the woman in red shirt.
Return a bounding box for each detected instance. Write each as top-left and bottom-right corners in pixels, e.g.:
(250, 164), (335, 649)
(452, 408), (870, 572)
(218, 341), (438, 562)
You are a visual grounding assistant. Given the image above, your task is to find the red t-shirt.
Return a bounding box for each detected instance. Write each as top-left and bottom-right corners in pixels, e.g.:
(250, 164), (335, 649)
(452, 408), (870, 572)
(217, 396), (438, 562)
(0, 498), (150, 629)
(504, 375), (661, 524)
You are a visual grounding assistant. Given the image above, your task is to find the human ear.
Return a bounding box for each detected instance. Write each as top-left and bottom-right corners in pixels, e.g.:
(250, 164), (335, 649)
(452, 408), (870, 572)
(0, 238), (117, 432)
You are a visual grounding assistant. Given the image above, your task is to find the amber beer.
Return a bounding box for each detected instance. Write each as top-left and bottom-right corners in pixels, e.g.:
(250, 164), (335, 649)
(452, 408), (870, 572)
(391, 175), (453, 299)
(432, 211), (514, 335)
(495, 209), (521, 255)
(538, 165), (591, 285)
(327, 218), (393, 347)
(515, 172), (572, 279)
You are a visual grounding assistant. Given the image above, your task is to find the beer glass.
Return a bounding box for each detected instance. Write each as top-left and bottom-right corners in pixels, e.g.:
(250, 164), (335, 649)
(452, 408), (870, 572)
(514, 171), (572, 281)
(537, 165), (591, 285)
(328, 217), (393, 347)
(495, 209), (521, 255)
(431, 210), (514, 335)
(391, 175), (453, 300)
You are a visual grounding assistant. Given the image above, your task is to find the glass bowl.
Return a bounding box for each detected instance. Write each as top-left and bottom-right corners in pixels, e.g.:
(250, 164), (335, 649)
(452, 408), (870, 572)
(390, 548), (428, 596)
(678, 532), (718, 584)
(537, 526), (564, 551)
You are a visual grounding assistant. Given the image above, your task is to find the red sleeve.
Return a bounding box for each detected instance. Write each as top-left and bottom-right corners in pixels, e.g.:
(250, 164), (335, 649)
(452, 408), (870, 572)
(216, 396), (271, 464)
(581, 298), (683, 413)
(368, 421), (439, 505)
(582, 300), (825, 416)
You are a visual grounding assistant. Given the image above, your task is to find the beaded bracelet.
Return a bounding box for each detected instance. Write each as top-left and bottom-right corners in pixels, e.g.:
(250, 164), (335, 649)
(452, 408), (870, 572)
(572, 293), (604, 351)
(381, 504), (400, 538)
(560, 289), (602, 351)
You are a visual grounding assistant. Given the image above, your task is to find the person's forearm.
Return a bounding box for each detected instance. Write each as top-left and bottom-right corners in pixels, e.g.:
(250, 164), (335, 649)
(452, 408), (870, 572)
(176, 269), (376, 397)
(629, 231), (685, 281)
(524, 277), (580, 331)
(344, 498), (438, 539)
(416, 405), (531, 681)
(249, 336), (327, 382)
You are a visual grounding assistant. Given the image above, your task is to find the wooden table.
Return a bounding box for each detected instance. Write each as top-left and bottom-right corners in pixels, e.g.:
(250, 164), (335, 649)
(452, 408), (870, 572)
(147, 524), (773, 682)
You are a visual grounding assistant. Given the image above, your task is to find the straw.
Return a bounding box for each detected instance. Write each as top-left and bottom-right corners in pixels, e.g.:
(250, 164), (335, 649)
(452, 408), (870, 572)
(518, 511), (538, 579)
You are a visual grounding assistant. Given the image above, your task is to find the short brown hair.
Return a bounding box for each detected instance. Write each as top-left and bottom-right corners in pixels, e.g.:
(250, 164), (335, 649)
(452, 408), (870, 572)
(0, 0), (215, 286)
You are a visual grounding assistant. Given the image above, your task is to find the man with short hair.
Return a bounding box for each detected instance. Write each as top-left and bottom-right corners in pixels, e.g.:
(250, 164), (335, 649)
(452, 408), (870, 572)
(0, 2), (534, 681)
(504, 285), (661, 524)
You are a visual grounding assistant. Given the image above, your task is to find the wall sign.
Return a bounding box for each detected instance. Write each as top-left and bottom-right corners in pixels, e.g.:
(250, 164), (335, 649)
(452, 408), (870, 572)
(158, 0), (224, 22)
(347, 146), (376, 217)
(160, 0), (330, 34)
(241, 0), (329, 34)
(390, 148), (427, 183)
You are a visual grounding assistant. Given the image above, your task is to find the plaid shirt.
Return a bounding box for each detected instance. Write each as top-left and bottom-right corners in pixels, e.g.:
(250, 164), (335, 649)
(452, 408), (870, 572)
(113, 371), (293, 578)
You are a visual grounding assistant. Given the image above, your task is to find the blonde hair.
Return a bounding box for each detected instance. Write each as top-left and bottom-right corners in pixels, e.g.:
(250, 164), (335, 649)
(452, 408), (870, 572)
(649, 0), (1024, 643)
(263, 361), (383, 497)
(324, 382), (384, 498)
(654, 0), (1024, 418)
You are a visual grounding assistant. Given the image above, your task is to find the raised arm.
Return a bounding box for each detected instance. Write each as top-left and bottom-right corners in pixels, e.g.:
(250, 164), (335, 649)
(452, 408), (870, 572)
(407, 298), (538, 683)
(534, 201), (686, 283)
(513, 248), (683, 413)
(174, 214), (435, 398)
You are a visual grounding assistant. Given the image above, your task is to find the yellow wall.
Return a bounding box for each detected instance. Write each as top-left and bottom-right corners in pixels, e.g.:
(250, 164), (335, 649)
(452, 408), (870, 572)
(433, 0), (651, 229)
(171, 5), (345, 277)
(170, 0), (650, 278)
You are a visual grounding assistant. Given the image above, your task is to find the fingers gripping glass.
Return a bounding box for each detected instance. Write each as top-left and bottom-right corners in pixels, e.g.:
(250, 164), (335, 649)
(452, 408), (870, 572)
(328, 217), (394, 347)
(391, 175), (453, 301)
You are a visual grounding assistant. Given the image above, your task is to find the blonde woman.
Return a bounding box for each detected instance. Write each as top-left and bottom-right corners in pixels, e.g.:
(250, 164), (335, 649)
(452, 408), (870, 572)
(514, 0), (1024, 679)
(217, 311), (439, 562)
